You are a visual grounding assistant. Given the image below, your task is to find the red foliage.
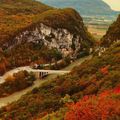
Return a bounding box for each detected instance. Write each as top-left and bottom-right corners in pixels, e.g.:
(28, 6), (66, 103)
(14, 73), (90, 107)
(113, 85), (120, 94)
(65, 88), (120, 120)
(100, 65), (110, 75)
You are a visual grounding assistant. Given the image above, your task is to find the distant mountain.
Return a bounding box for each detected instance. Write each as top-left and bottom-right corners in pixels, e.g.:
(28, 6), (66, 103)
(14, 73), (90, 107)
(39, 0), (119, 16)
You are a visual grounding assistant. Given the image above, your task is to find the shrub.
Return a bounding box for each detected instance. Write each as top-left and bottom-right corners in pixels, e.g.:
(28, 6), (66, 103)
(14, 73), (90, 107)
(0, 70), (36, 97)
(65, 88), (120, 120)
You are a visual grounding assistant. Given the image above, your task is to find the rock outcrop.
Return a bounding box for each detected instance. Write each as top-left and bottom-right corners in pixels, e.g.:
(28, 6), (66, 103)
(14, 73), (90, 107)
(1, 4), (94, 58)
(3, 23), (93, 58)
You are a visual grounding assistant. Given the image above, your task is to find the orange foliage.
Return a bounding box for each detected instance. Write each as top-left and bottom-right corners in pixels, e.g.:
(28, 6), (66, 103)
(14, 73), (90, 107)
(100, 65), (110, 75)
(65, 87), (120, 120)
(5, 75), (15, 82)
(0, 57), (9, 75)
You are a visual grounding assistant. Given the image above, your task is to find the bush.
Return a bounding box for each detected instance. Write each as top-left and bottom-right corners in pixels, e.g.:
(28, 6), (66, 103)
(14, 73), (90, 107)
(65, 88), (120, 120)
(0, 70), (36, 97)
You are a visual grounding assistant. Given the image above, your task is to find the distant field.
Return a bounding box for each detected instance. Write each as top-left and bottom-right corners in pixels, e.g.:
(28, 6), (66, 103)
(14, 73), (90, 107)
(87, 25), (107, 40)
(83, 15), (116, 40)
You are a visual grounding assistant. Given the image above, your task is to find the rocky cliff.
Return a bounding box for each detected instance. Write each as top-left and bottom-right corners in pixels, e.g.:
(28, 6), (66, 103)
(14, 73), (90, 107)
(3, 22), (93, 58)
(0, 0), (94, 75)
(101, 15), (120, 47)
(1, 4), (94, 58)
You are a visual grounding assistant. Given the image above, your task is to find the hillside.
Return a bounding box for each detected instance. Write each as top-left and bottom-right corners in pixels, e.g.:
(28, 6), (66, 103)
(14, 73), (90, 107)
(0, 0), (94, 75)
(0, 1), (120, 120)
(0, 40), (119, 119)
(101, 14), (120, 46)
(39, 0), (119, 40)
(0, 0), (51, 14)
(0, 0), (93, 47)
(0, 0), (52, 46)
(39, 0), (118, 16)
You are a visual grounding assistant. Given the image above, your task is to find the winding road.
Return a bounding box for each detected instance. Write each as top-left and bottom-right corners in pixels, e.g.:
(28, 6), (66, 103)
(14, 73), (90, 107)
(0, 77), (4, 84)
(0, 55), (92, 108)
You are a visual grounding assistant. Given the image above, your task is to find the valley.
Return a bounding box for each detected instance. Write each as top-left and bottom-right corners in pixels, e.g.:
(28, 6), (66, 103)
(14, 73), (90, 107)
(0, 55), (92, 108)
(84, 15), (116, 40)
(0, 0), (120, 120)
(40, 0), (119, 40)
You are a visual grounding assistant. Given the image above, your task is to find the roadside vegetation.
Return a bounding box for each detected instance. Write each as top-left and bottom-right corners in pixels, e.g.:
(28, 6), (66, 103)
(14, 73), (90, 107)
(0, 41), (119, 119)
(0, 70), (35, 98)
(0, 43), (63, 75)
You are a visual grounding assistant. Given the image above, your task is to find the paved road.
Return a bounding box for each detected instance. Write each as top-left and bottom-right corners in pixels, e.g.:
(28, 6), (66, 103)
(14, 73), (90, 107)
(0, 77), (4, 84)
(0, 55), (92, 108)
(0, 67), (70, 85)
(0, 60), (65, 84)
(4, 68), (70, 76)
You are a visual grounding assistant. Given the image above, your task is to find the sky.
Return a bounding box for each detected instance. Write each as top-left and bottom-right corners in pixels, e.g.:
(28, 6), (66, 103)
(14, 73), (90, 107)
(103, 0), (120, 11)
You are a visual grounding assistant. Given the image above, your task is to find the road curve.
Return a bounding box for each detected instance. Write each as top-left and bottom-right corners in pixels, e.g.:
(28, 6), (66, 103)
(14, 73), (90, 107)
(0, 55), (92, 108)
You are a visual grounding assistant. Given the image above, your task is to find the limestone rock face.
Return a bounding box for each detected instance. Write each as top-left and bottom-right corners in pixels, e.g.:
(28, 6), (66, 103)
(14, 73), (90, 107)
(0, 0), (94, 59)
(3, 23), (93, 58)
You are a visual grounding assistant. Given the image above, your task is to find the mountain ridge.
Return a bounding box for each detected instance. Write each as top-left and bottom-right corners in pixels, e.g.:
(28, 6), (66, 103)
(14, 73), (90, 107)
(39, 0), (119, 16)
